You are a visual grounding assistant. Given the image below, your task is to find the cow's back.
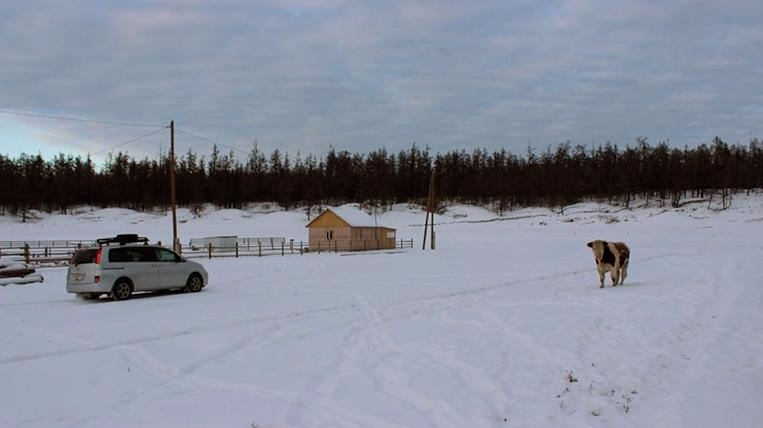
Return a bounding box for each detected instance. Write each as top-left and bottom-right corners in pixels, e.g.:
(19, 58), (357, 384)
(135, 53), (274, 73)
(613, 242), (629, 264)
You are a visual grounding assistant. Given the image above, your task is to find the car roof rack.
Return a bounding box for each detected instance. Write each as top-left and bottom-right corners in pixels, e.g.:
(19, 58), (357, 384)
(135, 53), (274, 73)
(97, 234), (150, 246)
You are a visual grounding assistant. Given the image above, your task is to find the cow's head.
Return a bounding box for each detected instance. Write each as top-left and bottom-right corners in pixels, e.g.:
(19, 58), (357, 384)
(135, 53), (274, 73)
(587, 240), (606, 264)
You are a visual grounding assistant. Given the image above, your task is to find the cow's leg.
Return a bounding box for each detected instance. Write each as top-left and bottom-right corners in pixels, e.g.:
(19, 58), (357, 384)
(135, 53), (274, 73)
(611, 256), (620, 286)
(598, 268), (605, 288)
(620, 263), (628, 285)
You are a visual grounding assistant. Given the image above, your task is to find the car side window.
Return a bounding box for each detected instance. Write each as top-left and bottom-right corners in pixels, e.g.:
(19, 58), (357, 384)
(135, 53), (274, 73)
(136, 247), (158, 262)
(121, 248), (142, 262)
(156, 248), (180, 262)
(109, 248), (126, 262)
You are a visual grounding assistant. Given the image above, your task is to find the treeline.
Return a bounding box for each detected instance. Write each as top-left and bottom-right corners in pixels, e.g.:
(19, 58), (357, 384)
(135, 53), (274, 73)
(1, 136), (761, 216)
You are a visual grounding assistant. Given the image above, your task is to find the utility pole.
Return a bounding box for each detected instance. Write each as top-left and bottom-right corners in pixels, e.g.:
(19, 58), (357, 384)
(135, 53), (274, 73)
(422, 209), (429, 250)
(422, 166), (436, 250)
(170, 120), (179, 253)
(428, 166), (435, 250)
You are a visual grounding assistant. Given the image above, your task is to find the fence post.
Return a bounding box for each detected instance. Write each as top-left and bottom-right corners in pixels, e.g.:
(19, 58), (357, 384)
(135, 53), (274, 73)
(258, 241), (262, 257)
(25, 243), (30, 264)
(235, 241), (239, 258)
(207, 243), (212, 259)
(281, 241), (285, 256)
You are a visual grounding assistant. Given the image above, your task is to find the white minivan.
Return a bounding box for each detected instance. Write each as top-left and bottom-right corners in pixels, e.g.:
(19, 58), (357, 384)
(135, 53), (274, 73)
(67, 234), (209, 301)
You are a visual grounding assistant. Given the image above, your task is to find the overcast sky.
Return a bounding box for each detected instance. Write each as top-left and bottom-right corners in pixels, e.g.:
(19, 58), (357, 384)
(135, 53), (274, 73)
(1, 0), (762, 167)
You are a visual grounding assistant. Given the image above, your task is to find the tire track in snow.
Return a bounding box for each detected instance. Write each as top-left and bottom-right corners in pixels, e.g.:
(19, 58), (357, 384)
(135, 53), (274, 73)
(8, 250), (704, 426)
(0, 302), (357, 366)
(633, 245), (763, 426)
(285, 284), (585, 427)
(548, 245), (750, 422)
(70, 320), (300, 428)
(285, 291), (438, 427)
(0, 249), (684, 368)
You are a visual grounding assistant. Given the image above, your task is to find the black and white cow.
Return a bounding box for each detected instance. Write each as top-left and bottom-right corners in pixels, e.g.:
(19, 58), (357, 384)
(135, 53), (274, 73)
(586, 240), (630, 288)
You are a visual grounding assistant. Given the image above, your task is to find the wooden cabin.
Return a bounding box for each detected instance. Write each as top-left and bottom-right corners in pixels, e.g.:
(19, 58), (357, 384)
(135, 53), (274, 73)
(306, 207), (396, 252)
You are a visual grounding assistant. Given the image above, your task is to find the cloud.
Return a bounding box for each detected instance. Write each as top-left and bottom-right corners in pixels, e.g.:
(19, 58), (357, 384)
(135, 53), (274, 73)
(1, 0), (762, 166)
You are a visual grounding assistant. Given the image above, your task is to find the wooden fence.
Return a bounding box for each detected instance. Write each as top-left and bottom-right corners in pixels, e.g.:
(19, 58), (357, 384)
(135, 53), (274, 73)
(182, 238), (415, 259)
(183, 237), (295, 259)
(0, 237), (415, 265)
(0, 240), (94, 266)
(304, 239), (415, 254)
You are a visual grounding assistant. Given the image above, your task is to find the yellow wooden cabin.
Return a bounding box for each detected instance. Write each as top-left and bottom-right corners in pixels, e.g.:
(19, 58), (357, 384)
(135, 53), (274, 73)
(306, 207), (396, 252)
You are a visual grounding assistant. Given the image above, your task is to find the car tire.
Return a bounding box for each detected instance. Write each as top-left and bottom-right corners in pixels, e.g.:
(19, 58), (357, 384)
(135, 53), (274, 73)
(185, 274), (203, 293)
(110, 280), (133, 301)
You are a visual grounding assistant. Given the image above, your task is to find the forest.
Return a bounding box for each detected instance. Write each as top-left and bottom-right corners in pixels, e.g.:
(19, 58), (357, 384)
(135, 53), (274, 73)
(1, 136), (761, 217)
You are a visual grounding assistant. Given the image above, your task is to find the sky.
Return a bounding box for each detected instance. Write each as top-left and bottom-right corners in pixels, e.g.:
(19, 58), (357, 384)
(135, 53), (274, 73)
(1, 196), (762, 427)
(1, 0), (762, 167)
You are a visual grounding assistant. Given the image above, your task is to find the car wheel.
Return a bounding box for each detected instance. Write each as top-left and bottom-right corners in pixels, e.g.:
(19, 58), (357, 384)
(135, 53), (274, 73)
(185, 274), (203, 293)
(110, 280), (133, 301)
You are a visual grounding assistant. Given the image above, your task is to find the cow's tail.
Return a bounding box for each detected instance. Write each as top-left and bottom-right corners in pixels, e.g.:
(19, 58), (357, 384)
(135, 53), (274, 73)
(620, 245), (630, 284)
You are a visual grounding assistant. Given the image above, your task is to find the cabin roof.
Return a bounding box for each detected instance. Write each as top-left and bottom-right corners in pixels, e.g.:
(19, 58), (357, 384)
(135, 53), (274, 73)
(306, 206), (388, 228)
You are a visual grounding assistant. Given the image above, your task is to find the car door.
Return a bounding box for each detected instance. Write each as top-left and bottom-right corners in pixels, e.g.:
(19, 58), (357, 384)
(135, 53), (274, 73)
(122, 247), (161, 291)
(155, 247), (189, 289)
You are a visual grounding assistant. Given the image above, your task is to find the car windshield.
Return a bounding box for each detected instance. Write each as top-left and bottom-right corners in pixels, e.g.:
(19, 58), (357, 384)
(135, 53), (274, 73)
(156, 248), (181, 262)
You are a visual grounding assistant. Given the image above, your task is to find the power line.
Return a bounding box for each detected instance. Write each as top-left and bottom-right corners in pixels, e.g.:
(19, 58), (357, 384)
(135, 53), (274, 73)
(93, 127), (168, 155)
(0, 108), (165, 128)
(175, 128), (249, 156)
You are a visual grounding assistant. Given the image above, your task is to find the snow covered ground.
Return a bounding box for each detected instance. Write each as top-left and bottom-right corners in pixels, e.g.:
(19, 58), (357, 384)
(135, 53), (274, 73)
(1, 195), (762, 428)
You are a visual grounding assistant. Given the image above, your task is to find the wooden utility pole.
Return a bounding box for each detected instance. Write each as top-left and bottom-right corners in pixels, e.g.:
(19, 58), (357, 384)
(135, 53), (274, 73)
(422, 208), (429, 250)
(170, 120), (179, 252)
(428, 166), (435, 250)
(422, 166), (436, 250)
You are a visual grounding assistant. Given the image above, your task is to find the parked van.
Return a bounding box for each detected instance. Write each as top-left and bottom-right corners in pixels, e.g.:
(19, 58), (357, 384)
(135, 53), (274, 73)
(66, 234), (209, 301)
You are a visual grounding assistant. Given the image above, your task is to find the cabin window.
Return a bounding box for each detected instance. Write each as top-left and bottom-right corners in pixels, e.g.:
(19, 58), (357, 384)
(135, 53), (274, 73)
(326, 230), (333, 240)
